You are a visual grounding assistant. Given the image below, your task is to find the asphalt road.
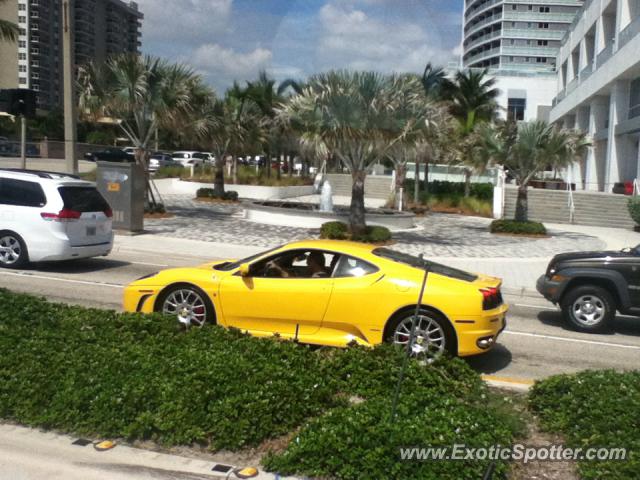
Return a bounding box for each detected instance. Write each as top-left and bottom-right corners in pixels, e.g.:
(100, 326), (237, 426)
(0, 247), (638, 382)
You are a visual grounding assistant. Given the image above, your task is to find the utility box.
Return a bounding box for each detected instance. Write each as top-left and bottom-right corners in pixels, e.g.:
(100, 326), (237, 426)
(96, 161), (145, 232)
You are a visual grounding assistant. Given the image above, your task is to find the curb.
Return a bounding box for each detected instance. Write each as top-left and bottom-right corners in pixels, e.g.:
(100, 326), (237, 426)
(482, 375), (534, 392)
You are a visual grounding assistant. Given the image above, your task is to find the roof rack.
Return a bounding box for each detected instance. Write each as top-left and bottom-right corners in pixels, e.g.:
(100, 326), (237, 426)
(0, 168), (81, 180)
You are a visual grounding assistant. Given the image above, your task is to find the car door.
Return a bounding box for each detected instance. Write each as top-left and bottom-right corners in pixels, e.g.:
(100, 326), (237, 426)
(218, 249), (335, 338)
(617, 249), (640, 307)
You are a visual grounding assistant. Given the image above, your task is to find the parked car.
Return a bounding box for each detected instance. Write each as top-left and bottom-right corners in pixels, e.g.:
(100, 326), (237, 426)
(612, 182), (634, 195)
(0, 169), (113, 268)
(149, 152), (180, 172)
(122, 147), (137, 156)
(124, 240), (507, 359)
(537, 247), (640, 332)
(172, 151), (205, 167)
(84, 147), (134, 163)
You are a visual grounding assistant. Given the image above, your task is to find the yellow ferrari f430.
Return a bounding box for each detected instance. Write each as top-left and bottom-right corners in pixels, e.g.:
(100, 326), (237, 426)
(124, 240), (508, 359)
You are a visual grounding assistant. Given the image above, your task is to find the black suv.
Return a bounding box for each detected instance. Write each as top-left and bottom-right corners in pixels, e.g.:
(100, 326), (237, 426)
(537, 247), (640, 332)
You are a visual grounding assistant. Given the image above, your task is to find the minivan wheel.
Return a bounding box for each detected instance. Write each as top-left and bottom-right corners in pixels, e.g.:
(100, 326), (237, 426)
(0, 232), (28, 269)
(561, 285), (616, 332)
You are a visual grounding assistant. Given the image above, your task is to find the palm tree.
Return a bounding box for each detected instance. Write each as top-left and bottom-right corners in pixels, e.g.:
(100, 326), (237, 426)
(445, 69), (499, 196)
(0, 0), (18, 42)
(277, 70), (416, 234)
(478, 120), (590, 222)
(78, 54), (210, 205)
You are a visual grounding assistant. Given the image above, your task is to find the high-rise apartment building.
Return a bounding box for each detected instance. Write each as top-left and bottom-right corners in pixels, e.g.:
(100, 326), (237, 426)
(0, 0), (143, 111)
(461, 1), (584, 122)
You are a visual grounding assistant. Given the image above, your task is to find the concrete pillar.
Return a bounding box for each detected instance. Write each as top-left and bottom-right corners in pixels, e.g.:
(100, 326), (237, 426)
(575, 106), (590, 189)
(587, 97), (609, 191)
(606, 80), (631, 191)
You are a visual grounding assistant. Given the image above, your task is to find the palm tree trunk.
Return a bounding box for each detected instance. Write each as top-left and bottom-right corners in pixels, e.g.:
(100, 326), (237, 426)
(413, 160), (420, 204)
(350, 170), (367, 235)
(464, 168), (472, 197)
(214, 154), (225, 196)
(232, 157), (237, 185)
(395, 164), (407, 210)
(515, 184), (528, 222)
(424, 161), (429, 197)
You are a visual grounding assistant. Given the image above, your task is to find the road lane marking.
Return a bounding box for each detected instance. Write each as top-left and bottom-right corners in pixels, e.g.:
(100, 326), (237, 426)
(0, 271), (123, 288)
(503, 330), (640, 350)
(513, 303), (558, 311)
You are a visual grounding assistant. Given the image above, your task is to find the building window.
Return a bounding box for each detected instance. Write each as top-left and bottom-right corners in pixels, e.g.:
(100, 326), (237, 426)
(536, 57), (547, 63)
(539, 23), (549, 29)
(18, 40), (26, 48)
(629, 78), (640, 119)
(528, 5), (533, 10)
(18, 52), (26, 60)
(18, 28), (26, 35)
(18, 3), (25, 10)
(18, 65), (26, 72)
(539, 6), (550, 13)
(527, 22), (532, 28)
(538, 40), (549, 46)
(18, 16), (26, 23)
(508, 98), (526, 121)
(512, 4), (517, 10)
(19, 77), (27, 85)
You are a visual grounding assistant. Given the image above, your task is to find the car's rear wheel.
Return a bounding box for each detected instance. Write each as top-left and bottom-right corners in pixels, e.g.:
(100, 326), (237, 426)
(156, 284), (214, 328)
(561, 285), (616, 332)
(0, 231), (28, 269)
(385, 309), (455, 363)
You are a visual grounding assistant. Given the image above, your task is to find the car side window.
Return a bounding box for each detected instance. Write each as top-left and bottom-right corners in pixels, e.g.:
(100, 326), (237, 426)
(0, 178), (46, 207)
(251, 249), (337, 279)
(333, 255), (379, 278)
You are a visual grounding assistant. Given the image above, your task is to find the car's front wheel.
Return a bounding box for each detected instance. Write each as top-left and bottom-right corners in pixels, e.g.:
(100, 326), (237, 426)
(385, 309), (455, 363)
(156, 284), (214, 328)
(0, 231), (28, 269)
(561, 285), (616, 332)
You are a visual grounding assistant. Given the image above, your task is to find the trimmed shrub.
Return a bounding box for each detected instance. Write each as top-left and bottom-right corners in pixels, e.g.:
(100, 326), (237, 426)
(352, 225), (392, 244)
(530, 370), (640, 480)
(0, 288), (521, 480)
(405, 180), (494, 201)
(196, 187), (215, 198)
(223, 190), (239, 201)
(320, 221), (349, 240)
(490, 219), (546, 235)
(195, 188), (239, 202)
(628, 197), (640, 226)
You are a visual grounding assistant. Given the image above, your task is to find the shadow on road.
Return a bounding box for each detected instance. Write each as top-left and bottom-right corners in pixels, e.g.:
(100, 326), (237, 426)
(537, 310), (640, 337)
(29, 258), (131, 274)
(464, 344), (512, 374)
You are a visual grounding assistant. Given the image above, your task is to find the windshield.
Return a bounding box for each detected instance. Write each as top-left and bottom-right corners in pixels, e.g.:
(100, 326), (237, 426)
(372, 248), (478, 283)
(213, 245), (284, 271)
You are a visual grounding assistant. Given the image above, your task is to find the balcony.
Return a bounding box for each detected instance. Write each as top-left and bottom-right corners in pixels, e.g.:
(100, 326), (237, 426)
(502, 28), (565, 40)
(501, 46), (558, 57)
(465, 0), (501, 22)
(465, 29), (502, 51)
(503, 11), (576, 23)
(465, 12), (503, 37)
(619, 15), (640, 50)
(465, 46), (502, 66)
(595, 43), (614, 67)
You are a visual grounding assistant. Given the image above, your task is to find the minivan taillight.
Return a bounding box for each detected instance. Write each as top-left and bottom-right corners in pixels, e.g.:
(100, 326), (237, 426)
(104, 207), (113, 218)
(41, 208), (82, 222)
(480, 287), (503, 310)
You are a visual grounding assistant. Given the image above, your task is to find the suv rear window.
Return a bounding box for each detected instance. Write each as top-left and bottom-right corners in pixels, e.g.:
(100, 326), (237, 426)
(58, 186), (110, 213)
(372, 248), (478, 282)
(0, 178), (46, 207)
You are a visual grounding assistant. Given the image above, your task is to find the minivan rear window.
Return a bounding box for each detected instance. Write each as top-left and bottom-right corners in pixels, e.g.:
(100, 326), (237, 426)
(58, 186), (110, 213)
(372, 248), (478, 282)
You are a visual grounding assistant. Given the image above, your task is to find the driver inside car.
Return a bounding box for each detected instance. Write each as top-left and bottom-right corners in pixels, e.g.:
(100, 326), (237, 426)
(306, 251), (330, 277)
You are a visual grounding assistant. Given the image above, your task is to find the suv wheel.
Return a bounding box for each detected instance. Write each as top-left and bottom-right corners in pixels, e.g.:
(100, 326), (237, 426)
(0, 232), (28, 269)
(561, 285), (616, 332)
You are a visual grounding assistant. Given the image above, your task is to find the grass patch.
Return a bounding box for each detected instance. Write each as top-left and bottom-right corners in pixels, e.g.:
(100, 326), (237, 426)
(0, 289), (521, 479)
(490, 219), (547, 236)
(529, 370), (640, 480)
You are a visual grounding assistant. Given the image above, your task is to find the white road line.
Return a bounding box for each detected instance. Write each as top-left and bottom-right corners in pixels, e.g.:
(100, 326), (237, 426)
(0, 271), (123, 288)
(513, 303), (558, 311)
(503, 330), (640, 350)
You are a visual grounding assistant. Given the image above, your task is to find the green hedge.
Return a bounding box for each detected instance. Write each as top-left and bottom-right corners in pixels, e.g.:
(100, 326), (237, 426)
(196, 188), (239, 201)
(0, 289), (520, 479)
(490, 219), (547, 235)
(530, 370), (640, 480)
(320, 221), (392, 243)
(628, 197), (640, 226)
(404, 180), (494, 202)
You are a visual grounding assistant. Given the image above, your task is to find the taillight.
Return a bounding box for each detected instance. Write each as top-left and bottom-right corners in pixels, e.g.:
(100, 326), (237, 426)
(480, 287), (502, 310)
(104, 207), (113, 218)
(41, 208), (82, 222)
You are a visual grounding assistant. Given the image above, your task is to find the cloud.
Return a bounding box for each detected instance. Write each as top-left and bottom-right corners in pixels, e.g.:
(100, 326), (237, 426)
(190, 43), (273, 87)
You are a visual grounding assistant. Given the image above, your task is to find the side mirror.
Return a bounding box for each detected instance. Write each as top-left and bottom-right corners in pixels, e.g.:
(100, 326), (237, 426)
(239, 263), (251, 277)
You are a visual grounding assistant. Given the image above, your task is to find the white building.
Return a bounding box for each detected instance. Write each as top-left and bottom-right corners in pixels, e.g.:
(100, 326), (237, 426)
(550, 0), (640, 193)
(462, 0), (584, 121)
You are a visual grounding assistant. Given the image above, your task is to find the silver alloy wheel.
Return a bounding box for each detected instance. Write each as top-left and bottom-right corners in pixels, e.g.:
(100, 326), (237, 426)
(162, 289), (208, 328)
(0, 235), (21, 266)
(393, 314), (446, 364)
(572, 295), (605, 326)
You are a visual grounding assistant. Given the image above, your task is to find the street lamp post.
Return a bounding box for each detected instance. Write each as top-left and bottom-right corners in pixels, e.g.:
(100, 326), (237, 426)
(61, 0), (77, 175)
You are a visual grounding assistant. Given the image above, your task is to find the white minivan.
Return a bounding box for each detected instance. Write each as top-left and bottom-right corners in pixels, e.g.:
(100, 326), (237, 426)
(0, 169), (113, 268)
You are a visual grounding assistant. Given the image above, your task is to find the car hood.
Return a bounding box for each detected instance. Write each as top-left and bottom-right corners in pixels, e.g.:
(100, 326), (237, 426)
(552, 251), (633, 264)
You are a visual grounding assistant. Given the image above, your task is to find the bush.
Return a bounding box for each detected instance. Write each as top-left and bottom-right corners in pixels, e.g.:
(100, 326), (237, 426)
(195, 188), (239, 202)
(405, 180), (494, 201)
(154, 166), (185, 179)
(490, 219), (546, 235)
(320, 222), (392, 243)
(628, 197), (640, 226)
(320, 221), (349, 240)
(530, 370), (640, 480)
(0, 289), (520, 479)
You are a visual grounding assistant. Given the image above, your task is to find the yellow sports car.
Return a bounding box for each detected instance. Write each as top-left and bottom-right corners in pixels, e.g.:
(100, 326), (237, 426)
(124, 240), (507, 359)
